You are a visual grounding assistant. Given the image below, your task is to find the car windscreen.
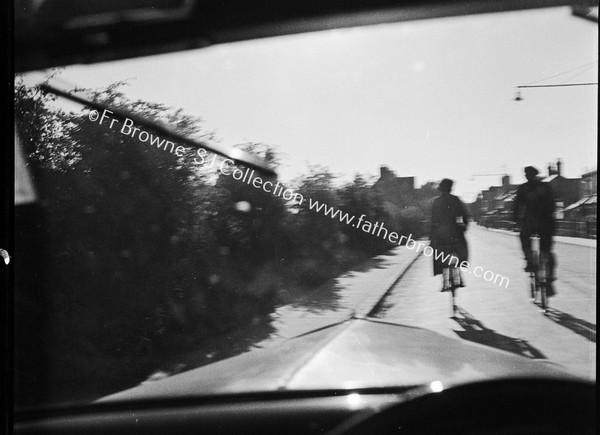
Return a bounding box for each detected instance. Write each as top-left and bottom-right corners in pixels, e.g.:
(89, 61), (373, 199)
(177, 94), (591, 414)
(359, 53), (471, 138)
(14, 5), (597, 409)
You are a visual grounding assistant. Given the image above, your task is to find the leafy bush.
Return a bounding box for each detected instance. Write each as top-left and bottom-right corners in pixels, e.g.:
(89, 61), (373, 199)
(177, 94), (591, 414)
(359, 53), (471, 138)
(14, 79), (395, 406)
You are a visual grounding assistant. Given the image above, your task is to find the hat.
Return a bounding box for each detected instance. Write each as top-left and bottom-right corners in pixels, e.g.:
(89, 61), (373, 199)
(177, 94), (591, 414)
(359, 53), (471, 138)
(524, 166), (539, 176)
(438, 178), (453, 193)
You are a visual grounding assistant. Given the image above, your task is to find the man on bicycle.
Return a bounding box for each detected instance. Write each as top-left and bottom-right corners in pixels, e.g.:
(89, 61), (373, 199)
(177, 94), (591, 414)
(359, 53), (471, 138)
(513, 166), (556, 296)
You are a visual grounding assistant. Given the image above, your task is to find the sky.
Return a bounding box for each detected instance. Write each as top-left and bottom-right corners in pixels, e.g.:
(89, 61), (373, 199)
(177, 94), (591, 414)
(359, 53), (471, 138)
(25, 6), (598, 202)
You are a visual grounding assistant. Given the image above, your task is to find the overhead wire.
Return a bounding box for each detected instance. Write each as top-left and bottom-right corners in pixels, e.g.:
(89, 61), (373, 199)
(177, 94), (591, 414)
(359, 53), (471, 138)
(520, 60), (598, 87)
(514, 61), (597, 99)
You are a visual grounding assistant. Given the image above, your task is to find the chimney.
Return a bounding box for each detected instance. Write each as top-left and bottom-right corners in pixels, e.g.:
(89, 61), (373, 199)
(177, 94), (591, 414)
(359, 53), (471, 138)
(556, 159), (562, 176)
(548, 164), (553, 176)
(502, 175), (510, 187)
(380, 166), (393, 179)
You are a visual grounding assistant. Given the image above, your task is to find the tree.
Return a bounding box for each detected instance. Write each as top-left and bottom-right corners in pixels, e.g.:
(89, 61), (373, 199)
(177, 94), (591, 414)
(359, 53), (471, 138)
(338, 174), (389, 254)
(14, 79), (280, 404)
(14, 77), (401, 406)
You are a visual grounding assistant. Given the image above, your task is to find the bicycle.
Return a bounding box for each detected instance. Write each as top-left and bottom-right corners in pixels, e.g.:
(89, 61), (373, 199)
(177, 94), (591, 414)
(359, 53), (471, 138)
(527, 234), (548, 312)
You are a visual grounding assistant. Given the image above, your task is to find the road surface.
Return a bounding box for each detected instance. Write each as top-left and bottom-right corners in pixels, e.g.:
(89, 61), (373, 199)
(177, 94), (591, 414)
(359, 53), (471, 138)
(373, 225), (596, 380)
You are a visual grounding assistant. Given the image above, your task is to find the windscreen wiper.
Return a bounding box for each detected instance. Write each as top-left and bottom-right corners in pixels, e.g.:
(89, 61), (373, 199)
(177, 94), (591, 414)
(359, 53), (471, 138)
(39, 79), (277, 177)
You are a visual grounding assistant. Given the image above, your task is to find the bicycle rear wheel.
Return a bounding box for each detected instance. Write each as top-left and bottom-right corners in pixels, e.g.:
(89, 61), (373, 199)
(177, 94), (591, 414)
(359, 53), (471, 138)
(539, 282), (547, 311)
(538, 252), (548, 311)
(446, 267), (457, 317)
(529, 236), (546, 310)
(529, 273), (536, 300)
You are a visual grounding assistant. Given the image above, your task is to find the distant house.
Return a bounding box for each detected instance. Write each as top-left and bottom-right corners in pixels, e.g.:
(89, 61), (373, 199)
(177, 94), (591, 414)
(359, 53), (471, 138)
(372, 166), (438, 236)
(472, 160), (595, 238)
(473, 175), (516, 224)
(563, 169), (597, 221)
(496, 190), (518, 215)
(563, 195), (597, 220)
(581, 169), (597, 196)
(373, 166), (416, 209)
(541, 159), (581, 219)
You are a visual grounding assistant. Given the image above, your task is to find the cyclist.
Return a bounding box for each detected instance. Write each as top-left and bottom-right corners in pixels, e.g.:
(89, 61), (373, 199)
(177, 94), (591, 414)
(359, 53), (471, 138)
(430, 178), (469, 292)
(513, 166), (556, 296)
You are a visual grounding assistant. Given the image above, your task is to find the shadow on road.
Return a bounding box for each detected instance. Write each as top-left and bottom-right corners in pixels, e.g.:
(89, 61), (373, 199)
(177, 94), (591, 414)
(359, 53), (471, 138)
(544, 307), (596, 343)
(348, 255), (390, 272)
(451, 306), (547, 359)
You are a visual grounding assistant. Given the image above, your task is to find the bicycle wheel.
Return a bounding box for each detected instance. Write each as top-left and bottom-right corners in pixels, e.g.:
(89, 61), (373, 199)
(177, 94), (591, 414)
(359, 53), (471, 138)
(449, 267), (457, 317)
(529, 272), (536, 300)
(539, 282), (547, 311)
(538, 253), (548, 311)
(530, 240), (540, 305)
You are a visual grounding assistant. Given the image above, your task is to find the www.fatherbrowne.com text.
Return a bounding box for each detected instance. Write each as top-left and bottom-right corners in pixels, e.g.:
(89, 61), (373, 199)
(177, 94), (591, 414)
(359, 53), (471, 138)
(89, 108), (510, 289)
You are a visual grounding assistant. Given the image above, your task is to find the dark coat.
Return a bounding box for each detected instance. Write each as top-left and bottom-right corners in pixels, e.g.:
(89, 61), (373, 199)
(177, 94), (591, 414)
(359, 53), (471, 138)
(430, 193), (469, 276)
(513, 178), (555, 233)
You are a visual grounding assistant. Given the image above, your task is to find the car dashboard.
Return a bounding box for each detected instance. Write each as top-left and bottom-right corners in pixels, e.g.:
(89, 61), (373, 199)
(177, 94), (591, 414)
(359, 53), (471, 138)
(14, 378), (595, 434)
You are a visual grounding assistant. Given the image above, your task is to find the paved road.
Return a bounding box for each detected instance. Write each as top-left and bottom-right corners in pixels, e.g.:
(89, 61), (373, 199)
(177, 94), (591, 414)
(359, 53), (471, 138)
(373, 225), (596, 380)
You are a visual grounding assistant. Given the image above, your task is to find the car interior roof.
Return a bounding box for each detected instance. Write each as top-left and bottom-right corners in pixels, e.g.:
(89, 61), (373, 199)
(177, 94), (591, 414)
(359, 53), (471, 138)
(14, 0), (583, 72)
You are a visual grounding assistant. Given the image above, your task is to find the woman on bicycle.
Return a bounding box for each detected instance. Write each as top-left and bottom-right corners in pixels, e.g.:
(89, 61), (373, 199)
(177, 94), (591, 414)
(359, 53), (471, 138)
(430, 178), (470, 292)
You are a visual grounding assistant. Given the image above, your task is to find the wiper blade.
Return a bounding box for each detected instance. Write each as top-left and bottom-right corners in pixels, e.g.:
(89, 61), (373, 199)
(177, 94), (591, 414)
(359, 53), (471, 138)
(39, 80), (277, 177)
